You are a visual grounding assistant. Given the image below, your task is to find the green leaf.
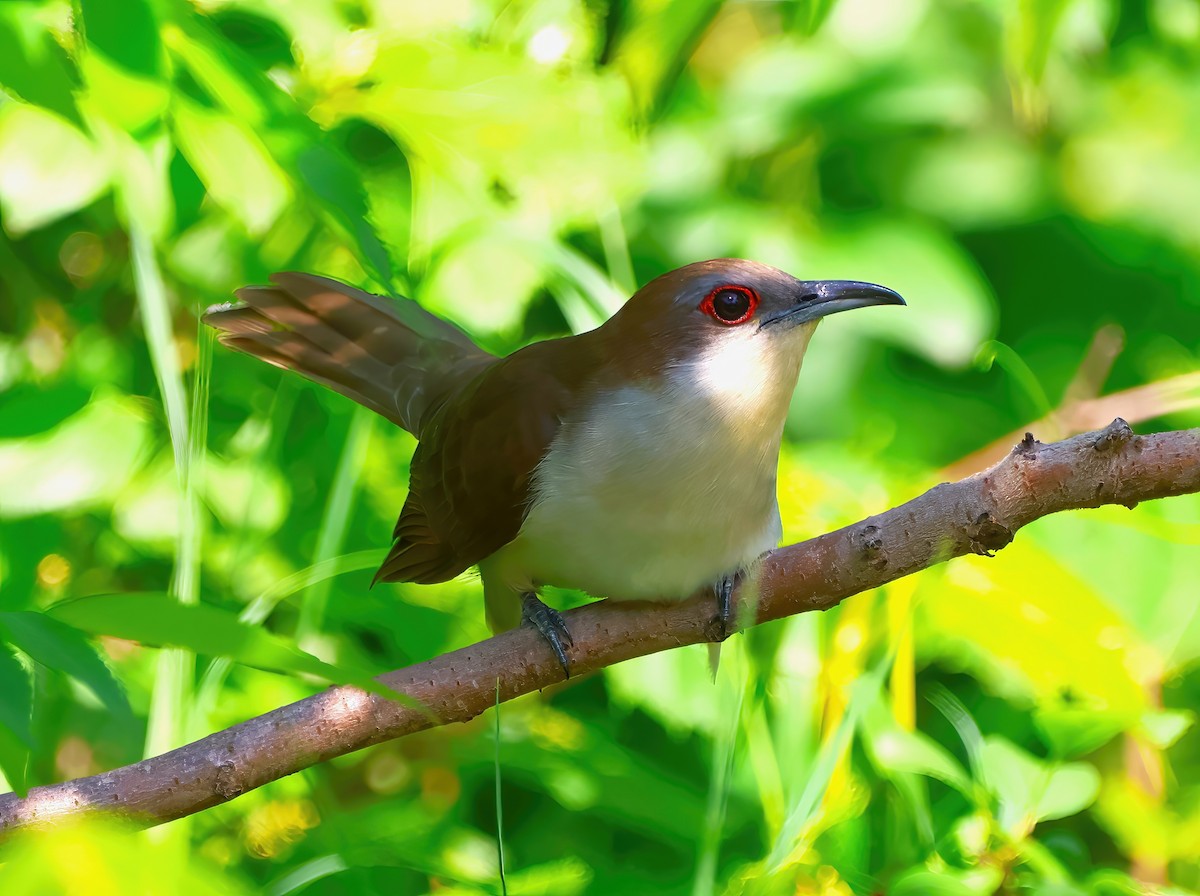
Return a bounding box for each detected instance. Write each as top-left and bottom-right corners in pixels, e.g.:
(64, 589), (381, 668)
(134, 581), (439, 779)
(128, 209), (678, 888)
(79, 0), (161, 78)
(76, 0), (169, 134)
(47, 593), (416, 707)
(978, 736), (1099, 833)
(0, 722), (30, 797)
(609, 0), (723, 114)
(49, 592), (337, 678)
(889, 869), (1000, 896)
(335, 38), (641, 245)
(164, 16), (397, 285)
(863, 703), (972, 794)
(99, 123), (174, 242)
(1005, 0), (1071, 84)
(295, 143), (396, 289)
(0, 640), (33, 796)
(1139, 709), (1195, 750)
(0, 383), (92, 439)
(1036, 761), (1100, 823)
(0, 642), (32, 745)
(171, 98), (292, 235)
(0, 395), (152, 519)
(0, 102), (110, 234)
(793, 0), (841, 34)
(0, 611), (129, 717)
(0, 2), (82, 125)
(160, 19), (269, 125)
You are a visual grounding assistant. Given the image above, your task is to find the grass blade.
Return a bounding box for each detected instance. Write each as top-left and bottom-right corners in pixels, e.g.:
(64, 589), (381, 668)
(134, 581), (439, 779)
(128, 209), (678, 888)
(296, 406), (374, 645)
(692, 648), (745, 896)
(495, 678), (508, 896)
(767, 654), (892, 871)
(131, 225), (203, 764)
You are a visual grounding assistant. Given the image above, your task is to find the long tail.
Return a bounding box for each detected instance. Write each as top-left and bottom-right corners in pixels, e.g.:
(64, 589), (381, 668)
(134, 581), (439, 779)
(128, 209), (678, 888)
(203, 273), (494, 435)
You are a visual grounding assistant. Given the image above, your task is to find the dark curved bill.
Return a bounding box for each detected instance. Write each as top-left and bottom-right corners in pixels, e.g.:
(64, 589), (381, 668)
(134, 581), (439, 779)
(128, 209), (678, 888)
(759, 280), (905, 330)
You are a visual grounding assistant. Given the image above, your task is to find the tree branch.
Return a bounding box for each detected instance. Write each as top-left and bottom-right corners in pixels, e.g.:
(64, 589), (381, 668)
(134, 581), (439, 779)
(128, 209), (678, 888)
(3, 420), (1199, 837)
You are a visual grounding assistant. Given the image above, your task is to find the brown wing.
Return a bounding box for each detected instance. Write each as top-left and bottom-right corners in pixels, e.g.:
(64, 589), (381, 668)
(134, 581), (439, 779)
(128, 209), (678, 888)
(372, 344), (580, 584)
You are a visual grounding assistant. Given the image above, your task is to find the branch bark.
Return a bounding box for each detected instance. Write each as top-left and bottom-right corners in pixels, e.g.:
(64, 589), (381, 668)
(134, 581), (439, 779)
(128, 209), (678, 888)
(2, 420), (1198, 837)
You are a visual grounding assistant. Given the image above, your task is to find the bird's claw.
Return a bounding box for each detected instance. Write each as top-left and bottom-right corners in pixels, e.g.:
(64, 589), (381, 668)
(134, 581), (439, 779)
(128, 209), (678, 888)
(716, 573), (737, 640)
(521, 593), (573, 678)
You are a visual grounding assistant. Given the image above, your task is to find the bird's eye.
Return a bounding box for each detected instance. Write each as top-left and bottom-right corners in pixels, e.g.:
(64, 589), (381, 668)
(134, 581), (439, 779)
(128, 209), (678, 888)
(701, 286), (758, 325)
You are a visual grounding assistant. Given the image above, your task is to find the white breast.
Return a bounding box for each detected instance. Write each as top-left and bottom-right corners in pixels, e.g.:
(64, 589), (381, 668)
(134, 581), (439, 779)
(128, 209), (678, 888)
(484, 324), (816, 602)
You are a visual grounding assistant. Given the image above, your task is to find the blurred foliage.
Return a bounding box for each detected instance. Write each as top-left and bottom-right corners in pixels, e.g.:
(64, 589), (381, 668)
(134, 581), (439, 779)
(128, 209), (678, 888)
(1, 0), (1199, 893)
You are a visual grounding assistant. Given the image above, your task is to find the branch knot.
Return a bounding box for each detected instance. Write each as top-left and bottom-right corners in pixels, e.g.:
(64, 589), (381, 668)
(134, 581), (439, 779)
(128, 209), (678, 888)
(857, 524), (888, 570)
(1093, 417), (1135, 453)
(967, 512), (1013, 557)
(214, 761), (247, 800)
(1014, 432), (1040, 456)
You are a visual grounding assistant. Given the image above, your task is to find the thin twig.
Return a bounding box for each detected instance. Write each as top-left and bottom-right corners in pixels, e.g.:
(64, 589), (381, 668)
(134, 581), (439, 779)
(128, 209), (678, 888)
(944, 373), (1200, 477)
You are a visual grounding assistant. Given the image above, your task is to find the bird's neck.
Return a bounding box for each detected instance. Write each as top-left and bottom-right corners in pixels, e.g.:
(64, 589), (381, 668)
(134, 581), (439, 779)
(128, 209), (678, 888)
(544, 320), (819, 510)
(661, 322), (817, 445)
(524, 316), (818, 453)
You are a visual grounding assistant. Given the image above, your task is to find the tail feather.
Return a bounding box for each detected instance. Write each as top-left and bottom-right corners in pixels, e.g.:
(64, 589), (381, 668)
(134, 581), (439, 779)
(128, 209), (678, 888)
(269, 272), (467, 348)
(221, 330), (399, 422)
(204, 273), (494, 434)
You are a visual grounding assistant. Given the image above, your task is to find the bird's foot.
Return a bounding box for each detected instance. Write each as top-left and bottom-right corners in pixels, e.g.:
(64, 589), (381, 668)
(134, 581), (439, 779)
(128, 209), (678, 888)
(521, 593), (574, 678)
(715, 572), (739, 640)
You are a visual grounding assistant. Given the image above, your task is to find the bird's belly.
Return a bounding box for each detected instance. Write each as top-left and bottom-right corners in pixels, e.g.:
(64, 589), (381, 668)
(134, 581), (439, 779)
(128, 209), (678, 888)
(492, 386), (785, 601)
(511, 483), (780, 600)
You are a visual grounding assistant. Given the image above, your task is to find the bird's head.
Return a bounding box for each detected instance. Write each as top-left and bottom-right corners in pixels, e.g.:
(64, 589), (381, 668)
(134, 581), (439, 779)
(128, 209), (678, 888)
(609, 258), (904, 383)
(581, 258), (907, 468)
(625, 257), (902, 336)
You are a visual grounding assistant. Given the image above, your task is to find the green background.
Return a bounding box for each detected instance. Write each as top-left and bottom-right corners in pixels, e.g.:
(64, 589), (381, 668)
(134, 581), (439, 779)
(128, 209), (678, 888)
(1, 0), (1199, 893)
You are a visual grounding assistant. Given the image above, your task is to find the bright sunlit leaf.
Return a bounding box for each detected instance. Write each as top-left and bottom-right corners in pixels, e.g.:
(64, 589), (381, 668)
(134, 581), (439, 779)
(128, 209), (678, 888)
(171, 98), (292, 236)
(978, 735), (1099, 834)
(0, 103), (110, 234)
(0, 395), (151, 518)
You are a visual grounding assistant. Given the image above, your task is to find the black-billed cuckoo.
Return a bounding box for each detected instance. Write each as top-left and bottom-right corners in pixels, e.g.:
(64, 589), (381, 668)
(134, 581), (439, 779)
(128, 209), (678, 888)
(204, 259), (903, 675)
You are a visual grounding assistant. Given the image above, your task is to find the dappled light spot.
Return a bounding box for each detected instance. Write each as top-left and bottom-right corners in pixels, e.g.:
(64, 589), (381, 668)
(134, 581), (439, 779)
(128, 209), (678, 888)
(54, 736), (95, 781)
(420, 766), (460, 810)
(321, 686), (373, 729)
(528, 707), (586, 751)
(58, 232), (105, 283)
(243, 798), (318, 858)
(527, 24), (571, 65)
(9, 784), (90, 825)
(36, 553), (70, 588)
(364, 750), (411, 794)
(834, 622), (864, 653)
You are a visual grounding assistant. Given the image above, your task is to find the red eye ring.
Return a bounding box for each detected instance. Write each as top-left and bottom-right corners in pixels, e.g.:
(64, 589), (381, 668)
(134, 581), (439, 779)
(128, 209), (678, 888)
(700, 285), (759, 325)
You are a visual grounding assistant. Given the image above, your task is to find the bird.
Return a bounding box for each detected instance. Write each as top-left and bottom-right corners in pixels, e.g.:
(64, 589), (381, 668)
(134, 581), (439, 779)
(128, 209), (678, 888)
(203, 259), (904, 676)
